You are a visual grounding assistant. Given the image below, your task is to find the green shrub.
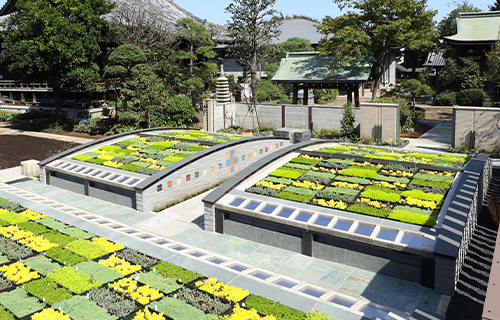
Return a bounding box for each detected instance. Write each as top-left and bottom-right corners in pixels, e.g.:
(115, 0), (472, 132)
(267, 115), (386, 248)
(74, 261), (123, 283)
(338, 166), (378, 178)
(53, 295), (117, 320)
(413, 173), (455, 183)
(111, 155), (140, 164)
(434, 90), (457, 106)
(154, 261), (202, 283)
(0, 305), (14, 320)
(137, 271), (181, 294)
(40, 231), (76, 246)
(0, 200), (24, 213)
(24, 278), (73, 305)
(388, 210), (437, 226)
(47, 267), (103, 294)
(401, 190), (444, 202)
(347, 204), (391, 218)
(121, 163), (141, 172)
(17, 221), (50, 235)
(290, 156), (321, 166)
(147, 296), (213, 320)
(360, 190), (401, 203)
(275, 191), (314, 203)
(317, 158), (353, 170)
(0, 288), (45, 318)
(245, 295), (306, 320)
(334, 175), (371, 185)
(89, 287), (137, 317)
(116, 248), (158, 268)
(0, 237), (32, 260)
(67, 239), (108, 260)
(24, 255), (62, 276)
(382, 163), (418, 173)
(457, 88), (484, 106)
(268, 167), (306, 179)
(341, 101), (356, 138)
(392, 205), (439, 216)
(46, 246), (87, 266)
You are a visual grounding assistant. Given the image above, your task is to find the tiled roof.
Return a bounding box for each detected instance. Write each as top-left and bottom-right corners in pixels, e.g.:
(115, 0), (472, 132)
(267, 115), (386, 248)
(444, 11), (500, 43)
(272, 52), (372, 84)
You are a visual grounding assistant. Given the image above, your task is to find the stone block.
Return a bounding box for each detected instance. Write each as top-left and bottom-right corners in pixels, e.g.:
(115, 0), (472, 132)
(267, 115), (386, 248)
(273, 128), (311, 143)
(21, 159), (40, 177)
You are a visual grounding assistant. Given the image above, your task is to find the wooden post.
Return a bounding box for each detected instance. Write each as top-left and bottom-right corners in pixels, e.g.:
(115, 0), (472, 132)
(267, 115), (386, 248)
(347, 88), (353, 104)
(354, 84), (360, 107)
(292, 85), (299, 104)
(303, 86), (309, 105)
(282, 105), (286, 127)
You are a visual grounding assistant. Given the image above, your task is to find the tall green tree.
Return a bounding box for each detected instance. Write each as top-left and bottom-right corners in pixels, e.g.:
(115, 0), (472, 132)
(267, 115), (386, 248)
(437, 1), (481, 38)
(490, 0), (500, 11)
(0, 0), (114, 114)
(175, 18), (218, 107)
(317, 0), (436, 99)
(226, 0), (283, 127)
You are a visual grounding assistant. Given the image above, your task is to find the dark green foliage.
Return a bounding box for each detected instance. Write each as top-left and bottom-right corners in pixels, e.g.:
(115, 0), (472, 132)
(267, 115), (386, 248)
(413, 173), (455, 183)
(457, 88), (484, 106)
(388, 210), (437, 226)
(364, 185), (403, 195)
(121, 164), (141, 172)
(360, 189), (401, 203)
(290, 156), (321, 166)
(24, 278), (73, 305)
(46, 246), (87, 266)
(338, 166), (379, 178)
(347, 204), (391, 218)
(433, 90), (457, 106)
(246, 186), (281, 197)
(16, 221), (50, 235)
(315, 188), (357, 202)
(245, 295), (307, 320)
(340, 101), (356, 137)
(275, 191), (314, 203)
(257, 79), (287, 101)
(154, 261), (202, 283)
(43, 231), (77, 246)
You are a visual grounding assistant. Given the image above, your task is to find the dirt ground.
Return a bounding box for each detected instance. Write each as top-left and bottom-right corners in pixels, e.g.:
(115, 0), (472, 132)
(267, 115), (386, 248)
(0, 135), (79, 169)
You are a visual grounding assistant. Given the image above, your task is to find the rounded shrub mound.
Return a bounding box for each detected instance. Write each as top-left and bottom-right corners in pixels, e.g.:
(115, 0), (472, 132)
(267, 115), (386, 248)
(457, 88), (484, 106)
(433, 90), (457, 106)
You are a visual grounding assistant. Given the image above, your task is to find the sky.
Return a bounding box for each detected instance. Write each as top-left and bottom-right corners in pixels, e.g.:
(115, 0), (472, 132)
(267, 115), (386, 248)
(0, 0), (494, 24)
(174, 0), (494, 25)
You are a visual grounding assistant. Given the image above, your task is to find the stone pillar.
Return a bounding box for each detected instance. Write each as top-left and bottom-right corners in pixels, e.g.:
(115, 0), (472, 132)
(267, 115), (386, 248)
(360, 102), (400, 141)
(216, 65), (231, 104)
(202, 99), (217, 132)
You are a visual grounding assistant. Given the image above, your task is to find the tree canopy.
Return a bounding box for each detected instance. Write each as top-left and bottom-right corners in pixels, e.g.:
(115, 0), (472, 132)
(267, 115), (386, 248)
(317, 0), (436, 99)
(0, 0), (114, 113)
(490, 0), (500, 11)
(437, 1), (481, 38)
(226, 0), (283, 109)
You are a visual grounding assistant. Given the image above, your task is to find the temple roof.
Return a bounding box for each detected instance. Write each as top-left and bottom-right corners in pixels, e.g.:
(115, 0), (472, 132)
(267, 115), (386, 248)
(271, 52), (372, 84)
(444, 11), (500, 44)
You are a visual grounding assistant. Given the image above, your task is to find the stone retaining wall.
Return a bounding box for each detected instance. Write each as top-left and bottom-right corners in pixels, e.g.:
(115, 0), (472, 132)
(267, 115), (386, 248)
(453, 106), (500, 150)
